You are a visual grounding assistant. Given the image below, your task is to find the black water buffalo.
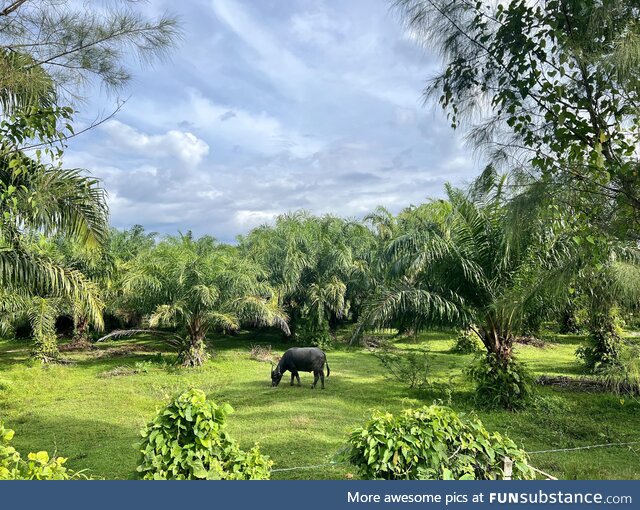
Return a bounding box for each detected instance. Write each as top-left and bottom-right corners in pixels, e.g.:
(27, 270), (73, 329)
(271, 347), (330, 389)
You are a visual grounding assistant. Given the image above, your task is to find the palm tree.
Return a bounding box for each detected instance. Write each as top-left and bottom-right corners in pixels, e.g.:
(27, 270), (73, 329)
(576, 248), (640, 370)
(354, 171), (576, 404)
(240, 213), (374, 345)
(112, 234), (289, 367)
(0, 52), (109, 360)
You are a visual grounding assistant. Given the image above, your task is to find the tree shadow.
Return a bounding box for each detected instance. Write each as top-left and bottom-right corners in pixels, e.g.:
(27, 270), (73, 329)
(6, 414), (140, 480)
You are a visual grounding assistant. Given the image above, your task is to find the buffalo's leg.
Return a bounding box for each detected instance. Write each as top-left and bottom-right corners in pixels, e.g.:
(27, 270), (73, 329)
(290, 372), (295, 386)
(295, 373), (301, 386)
(312, 371), (319, 389)
(320, 370), (325, 389)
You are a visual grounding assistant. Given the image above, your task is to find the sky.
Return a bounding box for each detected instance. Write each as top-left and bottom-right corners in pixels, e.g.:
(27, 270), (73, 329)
(65, 0), (480, 242)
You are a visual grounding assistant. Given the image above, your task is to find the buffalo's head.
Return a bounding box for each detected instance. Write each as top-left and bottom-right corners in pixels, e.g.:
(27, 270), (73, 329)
(271, 366), (283, 387)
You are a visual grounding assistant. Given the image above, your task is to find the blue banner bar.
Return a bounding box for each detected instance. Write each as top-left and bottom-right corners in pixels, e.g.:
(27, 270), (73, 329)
(1, 480), (638, 510)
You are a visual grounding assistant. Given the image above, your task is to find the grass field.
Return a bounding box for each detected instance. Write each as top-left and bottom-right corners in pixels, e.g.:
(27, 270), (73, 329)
(0, 329), (639, 480)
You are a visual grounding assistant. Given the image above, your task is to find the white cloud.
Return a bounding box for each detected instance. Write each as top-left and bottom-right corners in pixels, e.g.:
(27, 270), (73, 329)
(101, 120), (210, 168)
(209, 0), (312, 97)
(63, 0), (481, 242)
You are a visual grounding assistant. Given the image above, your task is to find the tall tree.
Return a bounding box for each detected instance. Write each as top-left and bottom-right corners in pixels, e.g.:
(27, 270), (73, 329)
(0, 2), (179, 359)
(240, 213), (375, 346)
(0, 0), (180, 110)
(394, 0), (640, 239)
(355, 171), (577, 407)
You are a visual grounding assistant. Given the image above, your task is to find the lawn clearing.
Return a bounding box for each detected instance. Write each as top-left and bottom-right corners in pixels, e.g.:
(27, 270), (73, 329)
(0, 329), (638, 479)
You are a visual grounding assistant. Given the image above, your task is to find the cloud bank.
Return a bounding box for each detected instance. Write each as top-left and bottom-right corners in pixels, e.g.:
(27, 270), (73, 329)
(66, 0), (480, 242)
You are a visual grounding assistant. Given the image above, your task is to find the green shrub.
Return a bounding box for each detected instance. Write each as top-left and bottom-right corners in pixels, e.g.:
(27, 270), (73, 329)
(137, 389), (272, 480)
(0, 421), (86, 479)
(297, 314), (333, 350)
(596, 345), (640, 397)
(372, 346), (430, 389)
(452, 329), (482, 354)
(341, 405), (535, 480)
(576, 313), (624, 371)
(466, 353), (535, 410)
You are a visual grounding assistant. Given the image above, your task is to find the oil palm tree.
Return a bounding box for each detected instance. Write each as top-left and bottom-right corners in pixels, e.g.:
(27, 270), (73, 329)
(0, 52), (109, 360)
(240, 213), (374, 345)
(109, 234), (289, 367)
(354, 171), (577, 405)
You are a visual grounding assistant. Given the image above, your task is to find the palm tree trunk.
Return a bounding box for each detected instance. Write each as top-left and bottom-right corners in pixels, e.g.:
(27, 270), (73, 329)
(33, 335), (60, 363)
(478, 323), (513, 366)
(585, 306), (621, 369)
(181, 318), (208, 367)
(559, 301), (579, 334)
(65, 315), (92, 350)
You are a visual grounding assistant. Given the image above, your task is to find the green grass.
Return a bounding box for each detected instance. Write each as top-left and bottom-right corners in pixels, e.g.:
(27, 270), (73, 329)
(0, 329), (638, 480)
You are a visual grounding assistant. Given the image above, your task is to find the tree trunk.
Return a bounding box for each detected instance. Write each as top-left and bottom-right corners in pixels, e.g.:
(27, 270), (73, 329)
(559, 302), (579, 334)
(33, 335), (60, 363)
(478, 323), (514, 366)
(181, 318), (208, 367)
(64, 315), (93, 350)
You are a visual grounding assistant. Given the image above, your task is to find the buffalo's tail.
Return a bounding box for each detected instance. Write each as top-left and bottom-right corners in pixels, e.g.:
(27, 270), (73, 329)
(325, 357), (330, 377)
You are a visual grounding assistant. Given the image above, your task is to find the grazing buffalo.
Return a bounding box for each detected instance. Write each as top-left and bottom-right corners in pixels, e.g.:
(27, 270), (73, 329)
(271, 347), (330, 389)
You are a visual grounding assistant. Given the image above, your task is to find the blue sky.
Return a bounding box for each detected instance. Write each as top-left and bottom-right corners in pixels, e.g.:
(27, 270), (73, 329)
(65, 0), (479, 242)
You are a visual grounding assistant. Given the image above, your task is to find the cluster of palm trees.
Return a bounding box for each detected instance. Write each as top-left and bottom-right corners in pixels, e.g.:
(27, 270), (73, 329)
(1, 1), (638, 406)
(8, 170), (639, 358)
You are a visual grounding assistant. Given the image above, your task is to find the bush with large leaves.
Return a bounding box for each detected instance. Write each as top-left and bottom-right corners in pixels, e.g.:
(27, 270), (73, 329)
(342, 405), (535, 480)
(137, 389), (272, 480)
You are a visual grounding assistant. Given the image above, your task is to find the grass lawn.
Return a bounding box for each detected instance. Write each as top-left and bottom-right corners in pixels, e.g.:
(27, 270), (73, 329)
(0, 328), (638, 480)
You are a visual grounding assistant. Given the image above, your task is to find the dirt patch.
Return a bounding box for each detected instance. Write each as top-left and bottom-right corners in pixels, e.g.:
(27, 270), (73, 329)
(249, 344), (279, 363)
(536, 375), (605, 392)
(516, 335), (547, 348)
(362, 336), (392, 349)
(289, 415), (312, 429)
(91, 344), (157, 359)
(97, 365), (144, 378)
(59, 338), (96, 352)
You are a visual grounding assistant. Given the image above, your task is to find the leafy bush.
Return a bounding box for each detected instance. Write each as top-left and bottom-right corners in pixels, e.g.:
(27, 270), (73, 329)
(0, 421), (86, 479)
(576, 309), (624, 371)
(466, 353), (535, 410)
(372, 347), (430, 389)
(452, 329), (482, 354)
(297, 314), (334, 350)
(596, 345), (640, 397)
(341, 405), (535, 480)
(137, 389), (272, 480)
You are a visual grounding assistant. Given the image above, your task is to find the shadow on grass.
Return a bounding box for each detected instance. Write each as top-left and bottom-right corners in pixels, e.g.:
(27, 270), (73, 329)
(7, 414), (140, 480)
(542, 334), (587, 346)
(0, 340), (32, 370)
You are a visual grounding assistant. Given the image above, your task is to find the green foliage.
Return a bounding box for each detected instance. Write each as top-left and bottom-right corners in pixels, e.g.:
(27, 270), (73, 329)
(394, 0), (640, 236)
(577, 309), (624, 371)
(355, 171), (574, 406)
(342, 405), (535, 480)
(372, 347), (430, 389)
(0, 421), (86, 479)
(596, 345), (640, 398)
(240, 212), (376, 339)
(0, 1), (180, 102)
(117, 234), (289, 366)
(452, 329), (482, 354)
(297, 311), (333, 349)
(466, 354), (536, 410)
(137, 389), (272, 480)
